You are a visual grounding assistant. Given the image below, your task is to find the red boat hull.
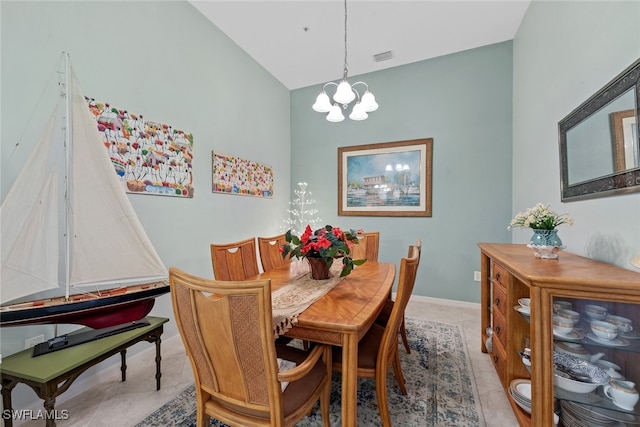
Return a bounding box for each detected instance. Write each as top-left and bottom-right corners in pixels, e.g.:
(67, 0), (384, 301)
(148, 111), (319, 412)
(0, 282), (169, 328)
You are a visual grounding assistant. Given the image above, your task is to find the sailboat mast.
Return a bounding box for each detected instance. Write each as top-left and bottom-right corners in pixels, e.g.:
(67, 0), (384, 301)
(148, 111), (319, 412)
(64, 52), (72, 301)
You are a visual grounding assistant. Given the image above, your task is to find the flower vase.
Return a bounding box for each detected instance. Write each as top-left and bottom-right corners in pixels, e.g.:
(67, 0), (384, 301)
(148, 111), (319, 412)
(307, 257), (331, 280)
(527, 229), (565, 259)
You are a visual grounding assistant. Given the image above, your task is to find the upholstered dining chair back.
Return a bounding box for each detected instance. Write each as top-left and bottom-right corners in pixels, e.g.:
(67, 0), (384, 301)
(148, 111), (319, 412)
(351, 231), (380, 262)
(258, 234), (291, 272)
(210, 237), (260, 281)
(169, 267), (332, 427)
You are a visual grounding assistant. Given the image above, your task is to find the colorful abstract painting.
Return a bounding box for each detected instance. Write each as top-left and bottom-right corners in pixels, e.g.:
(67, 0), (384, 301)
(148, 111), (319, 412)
(212, 152), (273, 198)
(86, 98), (194, 197)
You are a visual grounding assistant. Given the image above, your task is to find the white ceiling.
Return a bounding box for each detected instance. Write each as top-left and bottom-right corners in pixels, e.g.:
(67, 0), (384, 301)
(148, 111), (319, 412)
(189, 0), (531, 90)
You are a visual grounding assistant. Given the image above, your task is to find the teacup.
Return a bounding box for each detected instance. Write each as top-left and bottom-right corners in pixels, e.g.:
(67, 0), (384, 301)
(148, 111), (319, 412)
(605, 315), (633, 333)
(554, 316), (574, 336)
(554, 300), (573, 312)
(556, 309), (580, 324)
(590, 320), (618, 341)
(585, 304), (607, 320)
(604, 380), (639, 411)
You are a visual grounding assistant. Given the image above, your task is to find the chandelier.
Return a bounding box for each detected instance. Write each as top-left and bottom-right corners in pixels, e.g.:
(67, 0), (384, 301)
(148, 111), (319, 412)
(312, 0), (378, 122)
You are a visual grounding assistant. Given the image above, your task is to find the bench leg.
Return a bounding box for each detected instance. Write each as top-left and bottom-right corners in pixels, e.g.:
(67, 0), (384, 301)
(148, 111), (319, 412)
(155, 335), (162, 390)
(120, 349), (127, 382)
(43, 395), (56, 427)
(2, 378), (18, 427)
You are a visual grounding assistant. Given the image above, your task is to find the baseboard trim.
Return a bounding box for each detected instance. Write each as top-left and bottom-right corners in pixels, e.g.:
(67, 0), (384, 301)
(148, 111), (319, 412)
(405, 294), (481, 310)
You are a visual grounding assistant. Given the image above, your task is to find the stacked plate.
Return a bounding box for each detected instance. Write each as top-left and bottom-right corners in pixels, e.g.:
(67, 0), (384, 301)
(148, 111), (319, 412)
(560, 400), (640, 426)
(509, 378), (532, 414)
(510, 379), (561, 424)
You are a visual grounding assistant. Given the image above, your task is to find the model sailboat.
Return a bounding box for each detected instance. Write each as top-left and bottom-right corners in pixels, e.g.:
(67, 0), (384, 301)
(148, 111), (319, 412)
(0, 53), (169, 330)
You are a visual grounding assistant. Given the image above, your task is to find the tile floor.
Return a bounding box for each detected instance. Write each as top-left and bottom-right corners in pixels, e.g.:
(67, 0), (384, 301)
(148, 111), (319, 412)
(14, 299), (519, 426)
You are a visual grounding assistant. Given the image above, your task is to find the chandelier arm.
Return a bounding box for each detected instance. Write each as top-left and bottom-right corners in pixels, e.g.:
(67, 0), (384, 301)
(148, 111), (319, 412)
(323, 81), (339, 91)
(350, 85), (362, 103)
(351, 81), (370, 91)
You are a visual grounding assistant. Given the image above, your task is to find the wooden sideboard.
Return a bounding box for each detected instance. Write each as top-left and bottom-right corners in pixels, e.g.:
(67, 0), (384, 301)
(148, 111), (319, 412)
(479, 243), (640, 426)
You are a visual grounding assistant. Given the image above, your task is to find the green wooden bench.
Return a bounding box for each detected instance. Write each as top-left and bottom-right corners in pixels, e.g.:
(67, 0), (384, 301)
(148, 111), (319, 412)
(1, 316), (169, 427)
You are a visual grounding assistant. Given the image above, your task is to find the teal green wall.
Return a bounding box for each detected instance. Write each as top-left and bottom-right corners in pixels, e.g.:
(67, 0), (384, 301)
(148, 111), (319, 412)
(512, 0), (640, 267)
(291, 42), (514, 302)
(1, 0), (290, 410)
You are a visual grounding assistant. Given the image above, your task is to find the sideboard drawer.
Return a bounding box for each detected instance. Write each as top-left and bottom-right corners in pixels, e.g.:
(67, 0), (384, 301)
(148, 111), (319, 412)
(492, 261), (509, 289)
(490, 339), (507, 386)
(492, 307), (507, 350)
(492, 280), (508, 316)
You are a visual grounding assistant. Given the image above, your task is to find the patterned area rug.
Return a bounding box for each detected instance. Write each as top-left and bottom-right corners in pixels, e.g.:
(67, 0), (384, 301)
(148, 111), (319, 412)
(135, 319), (485, 427)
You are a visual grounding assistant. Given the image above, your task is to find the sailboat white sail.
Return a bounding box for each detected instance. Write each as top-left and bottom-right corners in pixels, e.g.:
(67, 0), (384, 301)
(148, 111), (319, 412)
(1, 53), (168, 327)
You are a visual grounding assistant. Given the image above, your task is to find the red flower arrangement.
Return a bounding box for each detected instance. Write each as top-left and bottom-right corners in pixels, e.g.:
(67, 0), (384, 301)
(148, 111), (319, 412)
(281, 225), (366, 277)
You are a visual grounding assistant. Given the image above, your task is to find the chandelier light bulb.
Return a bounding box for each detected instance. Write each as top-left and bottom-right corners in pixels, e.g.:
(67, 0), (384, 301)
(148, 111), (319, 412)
(326, 104), (345, 122)
(348, 102), (368, 121)
(312, 92), (332, 113)
(361, 91), (379, 112)
(334, 80), (356, 105)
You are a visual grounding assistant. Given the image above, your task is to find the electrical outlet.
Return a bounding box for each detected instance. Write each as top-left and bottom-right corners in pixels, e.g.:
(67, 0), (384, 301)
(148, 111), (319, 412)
(24, 335), (45, 349)
(473, 271), (481, 282)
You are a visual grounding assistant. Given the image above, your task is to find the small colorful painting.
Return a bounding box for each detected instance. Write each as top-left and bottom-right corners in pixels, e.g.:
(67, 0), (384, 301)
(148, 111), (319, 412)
(212, 152), (273, 198)
(86, 97), (194, 197)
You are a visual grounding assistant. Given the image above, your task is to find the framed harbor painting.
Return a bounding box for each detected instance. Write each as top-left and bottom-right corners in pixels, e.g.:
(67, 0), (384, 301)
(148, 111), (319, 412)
(338, 138), (432, 217)
(212, 152), (274, 197)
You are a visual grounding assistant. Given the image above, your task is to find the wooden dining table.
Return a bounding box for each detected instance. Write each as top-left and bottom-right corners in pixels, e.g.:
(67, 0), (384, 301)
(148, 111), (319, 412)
(251, 260), (396, 427)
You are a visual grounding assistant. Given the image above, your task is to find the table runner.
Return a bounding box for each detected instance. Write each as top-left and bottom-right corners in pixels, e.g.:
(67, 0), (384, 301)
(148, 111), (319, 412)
(272, 262), (345, 337)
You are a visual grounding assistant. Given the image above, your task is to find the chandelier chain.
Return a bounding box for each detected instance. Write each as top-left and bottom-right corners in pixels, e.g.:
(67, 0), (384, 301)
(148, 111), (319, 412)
(343, 0), (348, 77)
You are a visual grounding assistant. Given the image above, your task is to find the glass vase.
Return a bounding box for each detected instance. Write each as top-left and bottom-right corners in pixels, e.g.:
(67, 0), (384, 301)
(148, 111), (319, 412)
(528, 229), (565, 259)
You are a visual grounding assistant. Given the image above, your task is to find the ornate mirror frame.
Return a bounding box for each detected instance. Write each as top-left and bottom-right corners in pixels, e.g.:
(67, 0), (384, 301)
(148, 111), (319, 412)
(559, 58), (640, 202)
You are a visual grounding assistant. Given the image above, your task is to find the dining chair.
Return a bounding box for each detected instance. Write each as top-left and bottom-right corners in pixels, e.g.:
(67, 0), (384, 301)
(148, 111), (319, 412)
(376, 238), (422, 354)
(258, 233), (291, 272)
(332, 245), (420, 427)
(210, 237), (260, 281)
(351, 231), (380, 262)
(169, 267), (332, 427)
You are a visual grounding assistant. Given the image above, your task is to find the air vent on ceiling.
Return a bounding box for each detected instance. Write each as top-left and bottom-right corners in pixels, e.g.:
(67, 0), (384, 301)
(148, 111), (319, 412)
(373, 51), (393, 62)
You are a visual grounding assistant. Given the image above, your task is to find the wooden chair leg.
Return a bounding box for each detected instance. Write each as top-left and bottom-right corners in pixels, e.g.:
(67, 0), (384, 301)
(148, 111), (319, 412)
(392, 348), (407, 395)
(400, 316), (410, 354)
(196, 408), (209, 427)
(320, 380), (330, 427)
(376, 363), (393, 427)
(320, 346), (331, 427)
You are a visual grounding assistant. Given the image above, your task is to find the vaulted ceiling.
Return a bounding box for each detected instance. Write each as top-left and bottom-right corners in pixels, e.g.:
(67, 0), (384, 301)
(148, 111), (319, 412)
(189, 1), (531, 90)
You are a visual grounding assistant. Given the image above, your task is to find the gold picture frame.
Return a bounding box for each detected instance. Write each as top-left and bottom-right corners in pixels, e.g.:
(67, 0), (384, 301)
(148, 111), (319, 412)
(338, 138), (433, 217)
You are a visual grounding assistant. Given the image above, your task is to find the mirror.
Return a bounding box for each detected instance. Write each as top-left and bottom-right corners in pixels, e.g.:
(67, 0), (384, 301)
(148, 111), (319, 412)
(559, 58), (640, 201)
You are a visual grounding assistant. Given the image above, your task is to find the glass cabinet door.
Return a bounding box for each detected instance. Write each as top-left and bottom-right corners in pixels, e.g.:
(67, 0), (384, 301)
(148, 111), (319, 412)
(550, 297), (640, 425)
